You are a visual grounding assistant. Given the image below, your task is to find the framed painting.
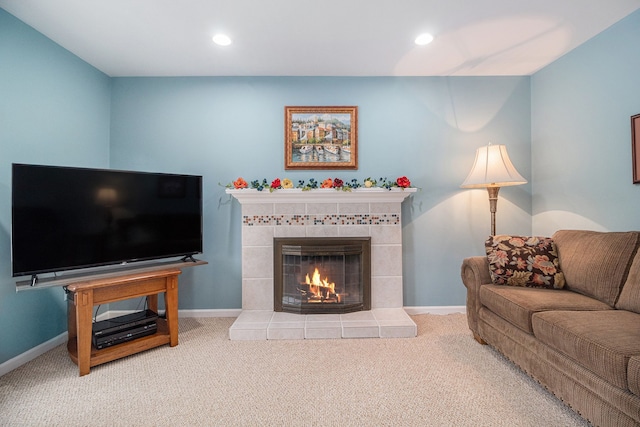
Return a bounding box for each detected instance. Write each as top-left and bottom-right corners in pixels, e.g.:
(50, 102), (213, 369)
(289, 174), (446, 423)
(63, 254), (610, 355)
(285, 106), (358, 170)
(633, 114), (640, 183)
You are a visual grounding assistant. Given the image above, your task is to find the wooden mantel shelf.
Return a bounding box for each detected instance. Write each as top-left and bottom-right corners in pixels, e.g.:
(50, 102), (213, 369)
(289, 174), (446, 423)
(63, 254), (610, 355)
(225, 187), (417, 204)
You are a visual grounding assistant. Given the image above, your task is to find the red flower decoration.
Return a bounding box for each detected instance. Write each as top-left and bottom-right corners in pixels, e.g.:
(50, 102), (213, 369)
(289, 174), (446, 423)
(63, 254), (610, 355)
(333, 178), (343, 188)
(396, 176), (411, 188)
(271, 178), (281, 189)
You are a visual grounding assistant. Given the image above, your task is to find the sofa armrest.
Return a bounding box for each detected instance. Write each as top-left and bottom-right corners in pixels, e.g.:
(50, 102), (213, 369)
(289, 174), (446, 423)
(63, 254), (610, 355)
(461, 256), (492, 342)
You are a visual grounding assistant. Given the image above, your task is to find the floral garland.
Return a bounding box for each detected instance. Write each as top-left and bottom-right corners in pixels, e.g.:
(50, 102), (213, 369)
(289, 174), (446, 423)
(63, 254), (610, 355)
(227, 176), (412, 192)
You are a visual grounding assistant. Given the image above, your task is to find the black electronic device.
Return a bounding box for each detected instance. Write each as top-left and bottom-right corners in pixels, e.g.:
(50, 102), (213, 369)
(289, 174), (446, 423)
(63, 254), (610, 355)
(11, 163), (203, 278)
(93, 322), (158, 350)
(92, 309), (159, 337)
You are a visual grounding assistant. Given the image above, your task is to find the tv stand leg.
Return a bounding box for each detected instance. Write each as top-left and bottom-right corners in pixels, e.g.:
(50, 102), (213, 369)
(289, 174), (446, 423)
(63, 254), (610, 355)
(147, 294), (158, 313)
(74, 289), (94, 376)
(165, 275), (179, 347)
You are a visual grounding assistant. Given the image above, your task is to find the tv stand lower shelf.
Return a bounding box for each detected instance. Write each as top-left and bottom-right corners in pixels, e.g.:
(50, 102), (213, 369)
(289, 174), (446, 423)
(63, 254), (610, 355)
(65, 268), (183, 376)
(67, 319), (171, 368)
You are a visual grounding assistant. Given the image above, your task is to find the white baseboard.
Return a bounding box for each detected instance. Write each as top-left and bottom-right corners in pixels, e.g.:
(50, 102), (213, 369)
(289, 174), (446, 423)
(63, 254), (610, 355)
(0, 306), (464, 376)
(403, 306), (466, 315)
(178, 309), (242, 317)
(0, 331), (68, 377)
(107, 309), (243, 318)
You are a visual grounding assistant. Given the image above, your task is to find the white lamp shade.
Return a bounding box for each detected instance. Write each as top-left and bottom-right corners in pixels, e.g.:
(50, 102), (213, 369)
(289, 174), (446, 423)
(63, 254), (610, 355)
(461, 144), (527, 188)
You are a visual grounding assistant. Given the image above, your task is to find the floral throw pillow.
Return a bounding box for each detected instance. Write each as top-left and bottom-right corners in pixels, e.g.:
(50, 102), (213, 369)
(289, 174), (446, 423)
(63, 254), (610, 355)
(485, 235), (565, 289)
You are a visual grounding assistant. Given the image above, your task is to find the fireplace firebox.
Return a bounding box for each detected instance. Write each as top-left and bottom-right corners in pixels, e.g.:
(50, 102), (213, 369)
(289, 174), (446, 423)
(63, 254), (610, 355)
(274, 237), (371, 315)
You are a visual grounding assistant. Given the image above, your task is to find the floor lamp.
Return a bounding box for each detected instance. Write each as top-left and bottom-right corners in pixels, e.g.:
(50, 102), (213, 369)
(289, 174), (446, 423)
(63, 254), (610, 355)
(461, 143), (527, 236)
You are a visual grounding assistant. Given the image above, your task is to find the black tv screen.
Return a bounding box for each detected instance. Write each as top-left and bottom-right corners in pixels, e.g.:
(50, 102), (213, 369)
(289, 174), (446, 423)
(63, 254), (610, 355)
(12, 164), (203, 278)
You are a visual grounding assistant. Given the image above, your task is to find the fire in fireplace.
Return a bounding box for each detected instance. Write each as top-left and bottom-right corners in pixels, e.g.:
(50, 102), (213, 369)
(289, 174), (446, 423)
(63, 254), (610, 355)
(273, 237), (371, 314)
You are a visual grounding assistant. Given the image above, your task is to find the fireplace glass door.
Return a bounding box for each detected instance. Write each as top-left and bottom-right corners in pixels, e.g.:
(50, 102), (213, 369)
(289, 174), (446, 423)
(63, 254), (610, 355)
(274, 237), (371, 314)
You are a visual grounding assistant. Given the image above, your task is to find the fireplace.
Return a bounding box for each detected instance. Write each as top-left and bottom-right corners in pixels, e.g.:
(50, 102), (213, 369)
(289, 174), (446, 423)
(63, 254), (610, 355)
(274, 237), (371, 315)
(225, 187), (418, 340)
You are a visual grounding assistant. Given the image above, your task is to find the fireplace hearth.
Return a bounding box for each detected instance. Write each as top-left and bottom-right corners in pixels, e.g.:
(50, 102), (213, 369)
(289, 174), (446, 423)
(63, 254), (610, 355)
(274, 237), (371, 315)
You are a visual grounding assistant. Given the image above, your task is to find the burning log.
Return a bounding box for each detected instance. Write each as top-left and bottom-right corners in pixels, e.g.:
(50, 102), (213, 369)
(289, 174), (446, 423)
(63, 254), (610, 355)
(297, 284), (340, 303)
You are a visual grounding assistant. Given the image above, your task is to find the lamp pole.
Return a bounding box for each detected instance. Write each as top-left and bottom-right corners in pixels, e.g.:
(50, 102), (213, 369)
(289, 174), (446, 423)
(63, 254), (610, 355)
(487, 186), (500, 236)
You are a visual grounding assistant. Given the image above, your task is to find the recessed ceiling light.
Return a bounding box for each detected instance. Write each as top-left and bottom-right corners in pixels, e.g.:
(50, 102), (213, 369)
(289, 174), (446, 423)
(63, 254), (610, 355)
(212, 34), (232, 46)
(414, 33), (434, 46)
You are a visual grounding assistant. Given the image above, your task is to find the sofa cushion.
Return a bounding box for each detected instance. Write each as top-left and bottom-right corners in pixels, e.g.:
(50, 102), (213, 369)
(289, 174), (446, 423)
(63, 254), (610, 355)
(629, 356), (640, 397)
(532, 310), (640, 390)
(552, 230), (640, 307)
(479, 285), (611, 334)
(485, 235), (565, 289)
(617, 251), (640, 314)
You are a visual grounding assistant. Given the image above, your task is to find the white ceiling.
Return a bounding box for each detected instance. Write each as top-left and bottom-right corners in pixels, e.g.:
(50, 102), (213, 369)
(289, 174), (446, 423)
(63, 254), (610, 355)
(2, 0), (639, 77)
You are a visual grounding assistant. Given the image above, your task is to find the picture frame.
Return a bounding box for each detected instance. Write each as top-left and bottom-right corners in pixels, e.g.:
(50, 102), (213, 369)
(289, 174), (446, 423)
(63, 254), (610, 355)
(285, 106), (358, 170)
(633, 114), (640, 184)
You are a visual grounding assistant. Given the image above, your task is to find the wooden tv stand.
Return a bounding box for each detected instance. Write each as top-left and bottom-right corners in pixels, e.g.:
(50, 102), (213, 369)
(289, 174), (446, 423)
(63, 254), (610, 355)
(65, 268), (184, 376)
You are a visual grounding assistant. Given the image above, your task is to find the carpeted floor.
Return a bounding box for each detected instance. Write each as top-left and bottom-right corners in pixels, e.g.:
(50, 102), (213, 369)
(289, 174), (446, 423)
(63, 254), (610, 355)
(0, 314), (590, 426)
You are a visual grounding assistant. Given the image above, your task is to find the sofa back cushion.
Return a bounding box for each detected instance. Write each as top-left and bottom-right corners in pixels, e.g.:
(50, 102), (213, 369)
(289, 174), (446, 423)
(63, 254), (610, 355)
(616, 250), (640, 314)
(552, 230), (640, 307)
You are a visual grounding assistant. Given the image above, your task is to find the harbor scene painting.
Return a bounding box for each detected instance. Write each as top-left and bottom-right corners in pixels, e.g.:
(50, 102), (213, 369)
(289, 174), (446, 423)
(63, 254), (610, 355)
(285, 106), (358, 170)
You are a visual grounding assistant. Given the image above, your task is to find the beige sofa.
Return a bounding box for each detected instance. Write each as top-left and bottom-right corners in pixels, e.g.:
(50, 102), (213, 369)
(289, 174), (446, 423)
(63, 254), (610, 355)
(461, 230), (640, 427)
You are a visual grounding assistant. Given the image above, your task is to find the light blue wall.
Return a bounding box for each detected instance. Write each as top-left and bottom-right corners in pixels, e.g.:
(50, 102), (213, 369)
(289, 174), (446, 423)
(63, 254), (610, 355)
(531, 9), (640, 235)
(110, 76), (532, 310)
(0, 9), (111, 364)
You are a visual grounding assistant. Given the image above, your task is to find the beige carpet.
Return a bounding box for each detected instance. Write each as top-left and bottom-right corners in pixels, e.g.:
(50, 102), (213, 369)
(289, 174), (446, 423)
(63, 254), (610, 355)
(0, 314), (590, 426)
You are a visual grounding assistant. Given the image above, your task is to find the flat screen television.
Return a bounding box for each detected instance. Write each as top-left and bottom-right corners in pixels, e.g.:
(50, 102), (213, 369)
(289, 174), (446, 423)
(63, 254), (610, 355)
(12, 163), (203, 280)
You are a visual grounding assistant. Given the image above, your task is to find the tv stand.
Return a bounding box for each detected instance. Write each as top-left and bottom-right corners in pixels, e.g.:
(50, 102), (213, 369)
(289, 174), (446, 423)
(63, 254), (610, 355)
(65, 268), (184, 376)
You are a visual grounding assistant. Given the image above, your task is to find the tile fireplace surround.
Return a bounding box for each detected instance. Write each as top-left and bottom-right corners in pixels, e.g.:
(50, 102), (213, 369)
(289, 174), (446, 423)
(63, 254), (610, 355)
(226, 187), (417, 340)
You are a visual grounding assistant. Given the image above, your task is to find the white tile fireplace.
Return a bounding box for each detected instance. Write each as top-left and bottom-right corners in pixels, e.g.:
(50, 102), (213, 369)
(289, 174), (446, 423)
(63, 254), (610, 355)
(225, 187), (417, 340)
